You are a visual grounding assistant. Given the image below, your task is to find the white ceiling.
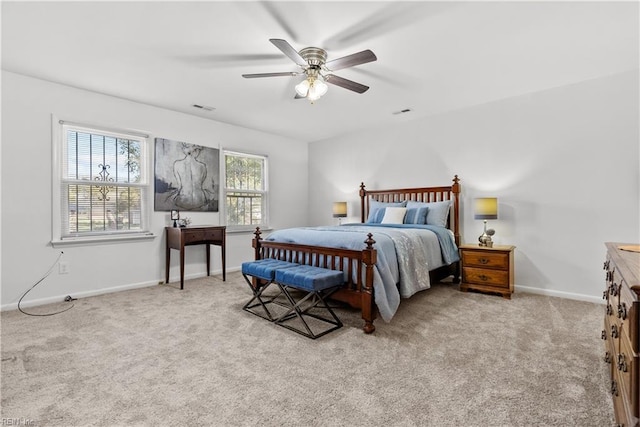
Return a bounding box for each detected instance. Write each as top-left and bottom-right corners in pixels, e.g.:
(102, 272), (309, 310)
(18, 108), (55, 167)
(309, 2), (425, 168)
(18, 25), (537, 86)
(2, 1), (637, 143)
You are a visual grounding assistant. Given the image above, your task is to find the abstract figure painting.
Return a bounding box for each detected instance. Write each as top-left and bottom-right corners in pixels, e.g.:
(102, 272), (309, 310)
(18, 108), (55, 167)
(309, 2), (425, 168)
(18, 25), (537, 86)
(154, 138), (219, 212)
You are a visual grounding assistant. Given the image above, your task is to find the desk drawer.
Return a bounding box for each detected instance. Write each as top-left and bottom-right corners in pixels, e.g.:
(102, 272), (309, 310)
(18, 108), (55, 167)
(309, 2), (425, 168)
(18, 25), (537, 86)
(461, 251), (509, 270)
(204, 229), (223, 241)
(183, 230), (206, 243)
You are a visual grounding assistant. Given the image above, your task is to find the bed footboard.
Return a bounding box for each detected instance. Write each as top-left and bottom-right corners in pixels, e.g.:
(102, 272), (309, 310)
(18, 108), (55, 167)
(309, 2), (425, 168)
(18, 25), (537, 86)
(252, 227), (378, 333)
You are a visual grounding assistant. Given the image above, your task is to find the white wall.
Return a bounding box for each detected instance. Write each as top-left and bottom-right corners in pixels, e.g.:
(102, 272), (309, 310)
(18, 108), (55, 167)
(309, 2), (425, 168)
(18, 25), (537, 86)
(1, 71), (308, 309)
(308, 70), (639, 302)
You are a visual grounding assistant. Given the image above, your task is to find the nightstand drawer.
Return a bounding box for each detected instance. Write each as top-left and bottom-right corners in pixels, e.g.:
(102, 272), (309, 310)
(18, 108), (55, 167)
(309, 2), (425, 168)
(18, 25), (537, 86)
(462, 267), (509, 288)
(461, 251), (509, 270)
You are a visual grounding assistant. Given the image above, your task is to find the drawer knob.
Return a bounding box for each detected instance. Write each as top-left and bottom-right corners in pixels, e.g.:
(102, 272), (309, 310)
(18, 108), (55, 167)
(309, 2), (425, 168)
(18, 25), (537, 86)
(607, 304), (613, 316)
(611, 380), (619, 396)
(478, 274), (489, 281)
(617, 354), (628, 372)
(603, 290), (608, 300)
(601, 330), (607, 340)
(605, 352), (611, 364)
(479, 258), (489, 265)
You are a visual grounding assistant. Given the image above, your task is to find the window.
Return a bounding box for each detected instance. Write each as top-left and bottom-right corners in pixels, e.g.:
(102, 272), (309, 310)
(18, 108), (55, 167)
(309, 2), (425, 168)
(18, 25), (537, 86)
(223, 150), (269, 230)
(53, 120), (152, 244)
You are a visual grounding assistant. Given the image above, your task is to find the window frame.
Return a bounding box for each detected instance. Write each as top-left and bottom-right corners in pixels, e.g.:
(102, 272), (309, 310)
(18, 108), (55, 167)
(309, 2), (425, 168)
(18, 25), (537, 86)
(51, 117), (154, 246)
(222, 149), (269, 232)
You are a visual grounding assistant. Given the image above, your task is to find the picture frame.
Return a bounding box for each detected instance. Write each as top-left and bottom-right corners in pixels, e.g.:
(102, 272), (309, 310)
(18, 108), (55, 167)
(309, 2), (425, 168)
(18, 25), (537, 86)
(154, 138), (220, 212)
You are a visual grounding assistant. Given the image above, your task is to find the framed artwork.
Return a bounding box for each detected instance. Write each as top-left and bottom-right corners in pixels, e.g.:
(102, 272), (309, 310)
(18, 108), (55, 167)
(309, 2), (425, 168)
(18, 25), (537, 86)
(154, 138), (219, 212)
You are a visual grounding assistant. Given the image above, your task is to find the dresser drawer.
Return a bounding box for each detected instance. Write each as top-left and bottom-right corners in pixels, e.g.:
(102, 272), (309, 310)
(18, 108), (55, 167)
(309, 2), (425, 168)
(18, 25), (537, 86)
(462, 267), (509, 288)
(461, 251), (509, 270)
(618, 279), (638, 352)
(611, 378), (631, 427)
(616, 331), (638, 418)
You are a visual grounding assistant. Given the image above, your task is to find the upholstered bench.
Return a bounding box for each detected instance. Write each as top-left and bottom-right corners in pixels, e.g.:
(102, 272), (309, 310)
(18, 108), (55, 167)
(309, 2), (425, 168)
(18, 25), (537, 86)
(273, 264), (344, 339)
(241, 259), (299, 321)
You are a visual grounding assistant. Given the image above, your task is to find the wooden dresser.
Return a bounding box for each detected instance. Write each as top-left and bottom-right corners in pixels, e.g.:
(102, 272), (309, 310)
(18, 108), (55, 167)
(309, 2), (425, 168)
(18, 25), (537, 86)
(459, 244), (515, 299)
(602, 242), (640, 427)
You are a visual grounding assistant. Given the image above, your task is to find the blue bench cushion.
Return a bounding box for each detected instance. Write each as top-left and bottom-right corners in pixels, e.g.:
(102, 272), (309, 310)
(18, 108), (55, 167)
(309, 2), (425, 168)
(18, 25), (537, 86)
(275, 265), (344, 292)
(241, 259), (299, 281)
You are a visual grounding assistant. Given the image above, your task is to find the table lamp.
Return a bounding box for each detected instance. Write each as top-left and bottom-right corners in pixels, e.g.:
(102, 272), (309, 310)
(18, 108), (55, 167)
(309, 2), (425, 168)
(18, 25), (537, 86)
(474, 198), (498, 247)
(333, 202), (347, 224)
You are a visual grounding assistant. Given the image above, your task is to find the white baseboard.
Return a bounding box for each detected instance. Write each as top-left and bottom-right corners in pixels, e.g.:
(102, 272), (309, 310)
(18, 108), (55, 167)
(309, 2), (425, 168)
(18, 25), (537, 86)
(1, 267), (241, 312)
(516, 284), (604, 305)
(3, 270), (597, 311)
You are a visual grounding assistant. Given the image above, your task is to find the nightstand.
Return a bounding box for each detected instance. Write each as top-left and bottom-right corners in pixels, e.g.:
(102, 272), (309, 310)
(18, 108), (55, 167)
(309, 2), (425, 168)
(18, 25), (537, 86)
(459, 244), (515, 299)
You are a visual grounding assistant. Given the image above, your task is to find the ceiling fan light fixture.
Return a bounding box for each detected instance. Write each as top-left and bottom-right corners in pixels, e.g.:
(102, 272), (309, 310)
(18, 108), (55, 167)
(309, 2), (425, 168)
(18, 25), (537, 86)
(307, 77), (328, 102)
(243, 39), (376, 102)
(295, 78), (310, 97)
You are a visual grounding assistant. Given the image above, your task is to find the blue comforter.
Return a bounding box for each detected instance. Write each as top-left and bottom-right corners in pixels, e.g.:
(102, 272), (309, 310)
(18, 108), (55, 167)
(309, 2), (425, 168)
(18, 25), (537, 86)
(264, 224), (459, 322)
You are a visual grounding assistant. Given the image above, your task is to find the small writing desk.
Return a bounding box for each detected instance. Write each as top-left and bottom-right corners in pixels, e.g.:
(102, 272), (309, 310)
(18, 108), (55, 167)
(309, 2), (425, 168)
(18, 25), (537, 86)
(165, 225), (226, 289)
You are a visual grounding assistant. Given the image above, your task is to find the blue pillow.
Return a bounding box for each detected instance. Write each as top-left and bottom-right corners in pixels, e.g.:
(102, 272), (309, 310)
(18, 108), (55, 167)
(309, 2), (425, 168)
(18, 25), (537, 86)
(367, 200), (407, 223)
(404, 206), (428, 224)
(406, 200), (452, 227)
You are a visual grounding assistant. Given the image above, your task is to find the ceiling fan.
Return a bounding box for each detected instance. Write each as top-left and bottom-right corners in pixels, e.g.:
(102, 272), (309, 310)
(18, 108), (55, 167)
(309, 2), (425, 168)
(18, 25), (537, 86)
(242, 39), (377, 102)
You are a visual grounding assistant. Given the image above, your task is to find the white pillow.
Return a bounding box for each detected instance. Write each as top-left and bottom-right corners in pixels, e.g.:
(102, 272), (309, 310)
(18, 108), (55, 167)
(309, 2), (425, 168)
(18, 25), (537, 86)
(381, 207), (407, 224)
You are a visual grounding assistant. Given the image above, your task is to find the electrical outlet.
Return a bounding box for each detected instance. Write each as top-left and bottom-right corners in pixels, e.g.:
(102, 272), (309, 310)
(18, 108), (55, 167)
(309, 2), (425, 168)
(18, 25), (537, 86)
(59, 261), (70, 274)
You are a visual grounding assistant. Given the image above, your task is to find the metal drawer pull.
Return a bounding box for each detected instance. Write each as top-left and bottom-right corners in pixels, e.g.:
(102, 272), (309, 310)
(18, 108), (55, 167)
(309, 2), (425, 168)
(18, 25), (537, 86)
(605, 352), (611, 363)
(478, 275), (489, 281)
(617, 303), (627, 320)
(611, 380), (619, 396)
(603, 290), (608, 300)
(607, 304), (613, 316)
(602, 330), (607, 340)
(611, 324), (619, 339)
(617, 354), (628, 372)
(479, 258), (489, 264)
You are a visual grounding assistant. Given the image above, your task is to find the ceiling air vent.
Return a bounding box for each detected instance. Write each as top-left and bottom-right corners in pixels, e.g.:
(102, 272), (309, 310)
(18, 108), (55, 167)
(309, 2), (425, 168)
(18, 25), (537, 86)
(192, 104), (215, 112)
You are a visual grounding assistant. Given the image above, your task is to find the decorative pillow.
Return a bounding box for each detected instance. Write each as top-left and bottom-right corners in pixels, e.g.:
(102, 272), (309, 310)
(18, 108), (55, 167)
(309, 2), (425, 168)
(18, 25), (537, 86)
(426, 200), (452, 227)
(381, 207), (407, 224)
(369, 207), (387, 223)
(366, 200), (408, 223)
(406, 200), (452, 227)
(404, 206), (428, 224)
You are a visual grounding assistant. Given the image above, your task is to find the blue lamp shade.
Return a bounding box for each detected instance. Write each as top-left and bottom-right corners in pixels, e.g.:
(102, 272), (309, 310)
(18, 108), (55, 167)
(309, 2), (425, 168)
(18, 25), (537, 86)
(474, 198), (498, 220)
(333, 202), (347, 218)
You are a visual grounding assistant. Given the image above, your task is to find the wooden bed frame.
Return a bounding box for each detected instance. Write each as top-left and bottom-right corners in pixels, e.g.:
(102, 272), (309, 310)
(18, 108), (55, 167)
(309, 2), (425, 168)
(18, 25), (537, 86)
(252, 175), (461, 333)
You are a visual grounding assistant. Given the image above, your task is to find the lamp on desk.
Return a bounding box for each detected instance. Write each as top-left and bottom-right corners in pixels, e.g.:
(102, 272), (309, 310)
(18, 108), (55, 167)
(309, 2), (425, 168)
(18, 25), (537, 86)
(474, 198), (498, 247)
(170, 210), (180, 228)
(333, 202), (347, 225)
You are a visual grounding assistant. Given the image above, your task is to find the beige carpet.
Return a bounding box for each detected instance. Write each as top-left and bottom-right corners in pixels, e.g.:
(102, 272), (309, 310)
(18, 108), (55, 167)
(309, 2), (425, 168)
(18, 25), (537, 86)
(1, 272), (614, 426)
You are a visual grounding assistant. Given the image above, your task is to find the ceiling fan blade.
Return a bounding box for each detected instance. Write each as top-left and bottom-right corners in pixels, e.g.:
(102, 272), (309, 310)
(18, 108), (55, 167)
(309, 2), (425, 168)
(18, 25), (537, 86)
(325, 50), (377, 71)
(261, 3), (300, 44)
(324, 74), (369, 94)
(269, 39), (307, 67)
(242, 72), (299, 79)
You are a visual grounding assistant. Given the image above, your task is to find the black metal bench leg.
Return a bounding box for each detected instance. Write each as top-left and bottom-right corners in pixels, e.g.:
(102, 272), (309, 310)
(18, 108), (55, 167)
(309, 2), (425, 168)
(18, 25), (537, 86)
(274, 285), (343, 339)
(241, 274), (283, 321)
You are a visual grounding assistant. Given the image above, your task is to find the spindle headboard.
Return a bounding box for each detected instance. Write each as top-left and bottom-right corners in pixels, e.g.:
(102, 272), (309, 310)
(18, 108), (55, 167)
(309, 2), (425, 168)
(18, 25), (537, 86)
(359, 175), (461, 245)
